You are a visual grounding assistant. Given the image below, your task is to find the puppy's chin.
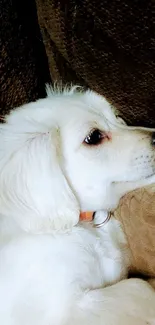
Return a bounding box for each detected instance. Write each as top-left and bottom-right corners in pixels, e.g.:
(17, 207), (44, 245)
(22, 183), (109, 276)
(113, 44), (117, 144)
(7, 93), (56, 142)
(108, 174), (155, 212)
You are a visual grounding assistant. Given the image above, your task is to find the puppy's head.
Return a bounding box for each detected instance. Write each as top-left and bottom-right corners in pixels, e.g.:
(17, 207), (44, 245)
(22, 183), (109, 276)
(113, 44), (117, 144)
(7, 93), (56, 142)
(0, 86), (155, 233)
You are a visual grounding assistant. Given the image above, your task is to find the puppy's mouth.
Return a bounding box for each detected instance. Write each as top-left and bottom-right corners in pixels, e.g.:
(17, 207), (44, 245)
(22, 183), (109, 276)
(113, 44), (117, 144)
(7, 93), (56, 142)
(126, 172), (155, 182)
(142, 172), (155, 180)
(113, 170), (155, 184)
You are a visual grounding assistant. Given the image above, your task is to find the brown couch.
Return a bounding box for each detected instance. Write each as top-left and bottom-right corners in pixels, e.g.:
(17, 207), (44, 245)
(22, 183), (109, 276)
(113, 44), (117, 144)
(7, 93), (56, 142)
(1, 0), (155, 276)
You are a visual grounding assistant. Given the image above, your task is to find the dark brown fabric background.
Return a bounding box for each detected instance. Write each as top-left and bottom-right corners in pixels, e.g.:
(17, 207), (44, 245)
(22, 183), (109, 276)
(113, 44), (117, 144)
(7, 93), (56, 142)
(36, 0), (155, 127)
(0, 0), (50, 115)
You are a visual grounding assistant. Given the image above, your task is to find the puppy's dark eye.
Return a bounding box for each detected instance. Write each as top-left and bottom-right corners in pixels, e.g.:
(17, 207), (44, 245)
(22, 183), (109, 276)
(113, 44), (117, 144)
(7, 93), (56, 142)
(84, 129), (104, 145)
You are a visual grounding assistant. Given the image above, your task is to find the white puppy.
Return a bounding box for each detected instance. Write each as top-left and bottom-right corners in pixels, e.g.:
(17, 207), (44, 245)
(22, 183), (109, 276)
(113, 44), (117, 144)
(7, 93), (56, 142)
(1, 86), (155, 234)
(0, 86), (155, 325)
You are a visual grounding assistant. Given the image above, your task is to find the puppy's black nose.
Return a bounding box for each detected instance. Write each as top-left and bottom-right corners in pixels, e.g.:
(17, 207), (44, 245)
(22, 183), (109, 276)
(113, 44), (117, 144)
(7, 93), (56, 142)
(152, 133), (155, 146)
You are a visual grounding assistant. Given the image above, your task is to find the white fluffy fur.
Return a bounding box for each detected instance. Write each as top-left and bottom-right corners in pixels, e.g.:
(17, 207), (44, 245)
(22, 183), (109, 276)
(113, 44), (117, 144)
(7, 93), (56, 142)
(0, 86), (155, 324)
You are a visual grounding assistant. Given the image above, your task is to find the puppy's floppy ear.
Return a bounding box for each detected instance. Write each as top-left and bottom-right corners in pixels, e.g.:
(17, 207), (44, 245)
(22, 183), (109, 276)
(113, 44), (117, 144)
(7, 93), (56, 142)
(0, 125), (80, 234)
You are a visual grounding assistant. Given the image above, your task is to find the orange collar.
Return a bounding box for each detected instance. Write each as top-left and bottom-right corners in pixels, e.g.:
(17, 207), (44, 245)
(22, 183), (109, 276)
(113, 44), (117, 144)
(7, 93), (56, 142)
(80, 211), (112, 227)
(80, 211), (94, 221)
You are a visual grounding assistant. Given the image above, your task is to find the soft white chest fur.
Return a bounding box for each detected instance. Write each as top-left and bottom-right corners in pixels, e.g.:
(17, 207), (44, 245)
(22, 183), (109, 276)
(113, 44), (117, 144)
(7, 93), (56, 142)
(0, 218), (128, 325)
